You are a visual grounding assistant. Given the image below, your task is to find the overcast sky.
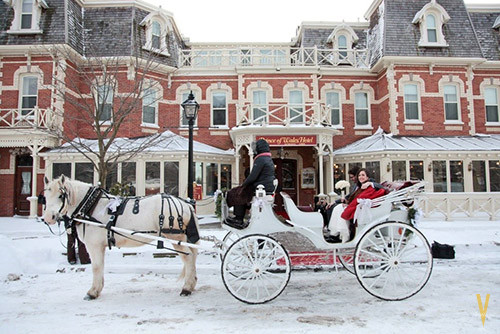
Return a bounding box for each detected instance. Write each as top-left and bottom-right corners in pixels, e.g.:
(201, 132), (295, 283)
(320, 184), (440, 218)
(150, 0), (500, 43)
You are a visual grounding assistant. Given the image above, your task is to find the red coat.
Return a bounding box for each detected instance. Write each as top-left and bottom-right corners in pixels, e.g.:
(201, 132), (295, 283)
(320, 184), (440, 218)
(341, 186), (387, 221)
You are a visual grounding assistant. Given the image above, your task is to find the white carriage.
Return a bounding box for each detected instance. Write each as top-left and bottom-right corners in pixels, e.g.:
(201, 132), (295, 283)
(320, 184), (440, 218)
(219, 182), (433, 304)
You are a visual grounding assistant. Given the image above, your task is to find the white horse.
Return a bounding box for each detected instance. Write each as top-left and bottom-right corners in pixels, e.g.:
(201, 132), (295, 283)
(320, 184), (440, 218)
(42, 175), (198, 300)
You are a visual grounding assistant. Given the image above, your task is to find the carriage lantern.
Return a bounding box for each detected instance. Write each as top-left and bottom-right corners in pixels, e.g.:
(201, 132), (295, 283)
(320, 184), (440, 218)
(181, 91), (200, 201)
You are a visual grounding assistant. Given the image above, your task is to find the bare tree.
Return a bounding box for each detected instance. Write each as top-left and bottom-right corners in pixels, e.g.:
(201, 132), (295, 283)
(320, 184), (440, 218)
(41, 42), (172, 187)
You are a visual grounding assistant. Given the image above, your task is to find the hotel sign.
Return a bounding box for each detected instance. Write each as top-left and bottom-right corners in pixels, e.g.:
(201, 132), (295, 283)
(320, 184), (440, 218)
(256, 135), (317, 146)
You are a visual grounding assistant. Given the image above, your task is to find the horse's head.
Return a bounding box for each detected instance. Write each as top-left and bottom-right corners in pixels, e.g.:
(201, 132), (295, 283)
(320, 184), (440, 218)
(42, 175), (76, 224)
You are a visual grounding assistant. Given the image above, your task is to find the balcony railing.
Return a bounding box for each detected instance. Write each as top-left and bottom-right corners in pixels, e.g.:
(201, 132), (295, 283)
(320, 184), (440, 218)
(180, 47), (369, 68)
(237, 103), (334, 126)
(0, 108), (53, 129)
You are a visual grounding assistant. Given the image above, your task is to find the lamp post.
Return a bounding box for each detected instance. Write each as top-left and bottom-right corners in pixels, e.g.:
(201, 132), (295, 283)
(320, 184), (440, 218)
(181, 91), (200, 201)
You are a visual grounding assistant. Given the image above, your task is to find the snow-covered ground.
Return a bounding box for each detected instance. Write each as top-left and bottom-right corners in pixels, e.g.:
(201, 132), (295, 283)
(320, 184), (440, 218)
(1, 216), (499, 333)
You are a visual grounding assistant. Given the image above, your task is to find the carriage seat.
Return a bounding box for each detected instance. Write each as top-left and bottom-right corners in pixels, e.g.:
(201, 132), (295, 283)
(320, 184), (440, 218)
(281, 192), (323, 229)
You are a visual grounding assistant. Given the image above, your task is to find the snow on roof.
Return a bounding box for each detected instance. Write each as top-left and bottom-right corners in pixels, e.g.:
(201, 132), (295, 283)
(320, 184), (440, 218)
(334, 128), (500, 155)
(46, 130), (234, 156)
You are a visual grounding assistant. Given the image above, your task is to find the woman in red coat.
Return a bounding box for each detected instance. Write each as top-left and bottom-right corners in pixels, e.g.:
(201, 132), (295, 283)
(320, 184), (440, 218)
(341, 168), (387, 221)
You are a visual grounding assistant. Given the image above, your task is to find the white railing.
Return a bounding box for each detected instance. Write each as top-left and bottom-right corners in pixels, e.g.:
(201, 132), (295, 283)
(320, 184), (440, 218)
(237, 103), (333, 126)
(0, 107), (53, 129)
(180, 47), (369, 68)
(420, 193), (500, 221)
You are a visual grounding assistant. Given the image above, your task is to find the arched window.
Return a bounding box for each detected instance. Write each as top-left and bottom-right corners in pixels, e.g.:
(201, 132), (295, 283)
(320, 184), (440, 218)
(426, 14), (437, 43)
(151, 21), (161, 50)
(6, 0), (48, 34)
(338, 35), (348, 59)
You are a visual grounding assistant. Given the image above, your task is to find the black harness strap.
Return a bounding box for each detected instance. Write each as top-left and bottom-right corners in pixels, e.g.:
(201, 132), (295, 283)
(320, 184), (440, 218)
(105, 198), (130, 250)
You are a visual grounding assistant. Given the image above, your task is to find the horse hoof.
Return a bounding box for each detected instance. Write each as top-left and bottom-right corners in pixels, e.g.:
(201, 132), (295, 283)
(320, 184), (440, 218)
(180, 289), (192, 296)
(84, 294), (96, 301)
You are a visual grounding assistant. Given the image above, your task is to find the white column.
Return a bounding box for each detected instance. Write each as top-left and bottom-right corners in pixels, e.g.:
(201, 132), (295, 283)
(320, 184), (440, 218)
(28, 142), (40, 218)
(329, 153), (334, 195)
(136, 160), (146, 196)
(234, 150), (240, 188)
(318, 146), (324, 194)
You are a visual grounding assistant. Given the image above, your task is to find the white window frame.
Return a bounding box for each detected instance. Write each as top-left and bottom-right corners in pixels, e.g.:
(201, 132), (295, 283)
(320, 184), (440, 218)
(142, 87), (158, 127)
(403, 83), (422, 123)
(289, 90), (304, 124)
(96, 84), (113, 124)
(251, 90), (268, 124)
(325, 90), (342, 127)
(6, 0), (47, 34)
(485, 87), (500, 125)
(443, 84), (462, 123)
(326, 24), (359, 65)
(18, 74), (38, 117)
(412, 2), (450, 47)
(354, 91), (371, 128)
(210, 91), (227, 127)
(140, 14), (170, 56)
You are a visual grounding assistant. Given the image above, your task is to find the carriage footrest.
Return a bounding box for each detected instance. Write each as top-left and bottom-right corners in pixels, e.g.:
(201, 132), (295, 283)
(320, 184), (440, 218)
(223, 218), (248, 229)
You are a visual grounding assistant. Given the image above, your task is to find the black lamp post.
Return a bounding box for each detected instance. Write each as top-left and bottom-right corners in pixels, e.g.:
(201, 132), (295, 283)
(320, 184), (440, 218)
(181, 91), (200, 200)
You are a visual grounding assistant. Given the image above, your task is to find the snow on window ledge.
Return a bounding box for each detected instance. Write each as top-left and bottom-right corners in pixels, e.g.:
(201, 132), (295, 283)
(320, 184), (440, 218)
(7, 29), (43, 35)
(142, 46), (170, 57)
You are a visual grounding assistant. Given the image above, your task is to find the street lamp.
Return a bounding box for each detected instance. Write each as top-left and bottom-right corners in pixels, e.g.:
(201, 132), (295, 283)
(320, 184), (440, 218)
(181, 91), (200, 201)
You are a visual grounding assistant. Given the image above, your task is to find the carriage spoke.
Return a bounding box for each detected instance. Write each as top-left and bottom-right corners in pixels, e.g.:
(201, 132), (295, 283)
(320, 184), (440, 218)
(360, 248), (389, 261)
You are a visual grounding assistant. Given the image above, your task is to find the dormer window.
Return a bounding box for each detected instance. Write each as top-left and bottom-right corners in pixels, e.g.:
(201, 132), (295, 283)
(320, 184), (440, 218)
(5, 0), (48, 34)
(327, 24), (359, 65)
(140, 12), (171, 56)
(412, 0), (450, 47)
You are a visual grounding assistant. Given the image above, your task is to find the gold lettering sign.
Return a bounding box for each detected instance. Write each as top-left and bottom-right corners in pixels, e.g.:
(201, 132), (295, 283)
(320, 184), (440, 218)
(256, 135), (317, 146)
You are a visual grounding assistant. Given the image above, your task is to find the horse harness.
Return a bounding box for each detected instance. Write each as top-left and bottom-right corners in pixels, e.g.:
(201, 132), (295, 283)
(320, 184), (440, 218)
(57, 186), (199, 251)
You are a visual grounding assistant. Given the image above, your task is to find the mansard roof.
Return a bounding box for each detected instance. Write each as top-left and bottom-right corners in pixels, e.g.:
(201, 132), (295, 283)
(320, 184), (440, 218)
(468, 10), (500, 61)
(383, 0), (483, 59)
(334, 128), (500, 155)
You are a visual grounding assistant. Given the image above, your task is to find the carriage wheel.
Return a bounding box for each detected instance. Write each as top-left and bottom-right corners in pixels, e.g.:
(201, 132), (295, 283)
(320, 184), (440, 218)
(221, 234), (291, 304)
(354, 222), (433, 301)
(338, 252), (355, 275)
(219, 231), (240, 261)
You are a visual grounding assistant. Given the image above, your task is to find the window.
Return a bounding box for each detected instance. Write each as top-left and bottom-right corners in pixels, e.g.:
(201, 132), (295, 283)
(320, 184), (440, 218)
(96, 85), (113, 122)
(412, 2), (450, 47)
(221, 164), (232, 190)
(151, 21), (161, 50)
(122, 162), (136, 196)
(392, 161), (407, 181)
(404, 84), (420, 121)
(180, 91), (199, 127)
(20, 76), (38, 116)
(252, 90), (268, 123)
(139, 14), (169, 55)
(52, 163), (71, 179)
(142, 88), (157, 125)
(485, 87), (499, 123)
(75, 163), (94, 184)
(211, 92), (227, 126)
(449, 161), (464, 192)
(145, 162), (160, 195)
(410, 161), (424, 181)
(164, 162), (179, 196)
(6, 0), (47, 34)
(432, 161), (447, 192)
(206, 163), (218, 196)
(194, 162), (203, 185)
(21, 0), (33, 29)
(354, 92), (369, 126)
(105, 163), (117, 190)
(426, 14), (437, 43)
(366, 161), (380, 183)
(444, 85), (459, 121)
(338, 35), (348, 59)
(333, 163), (346, 194)
(289, 90), (304, 123)
(490, 160), (500, 192)
(472, 161), (486, 192)
(325, 91), (341, 126)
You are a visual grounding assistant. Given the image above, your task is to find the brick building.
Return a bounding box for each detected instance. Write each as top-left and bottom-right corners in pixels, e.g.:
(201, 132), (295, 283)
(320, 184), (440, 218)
(0, 0), (499, 218)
